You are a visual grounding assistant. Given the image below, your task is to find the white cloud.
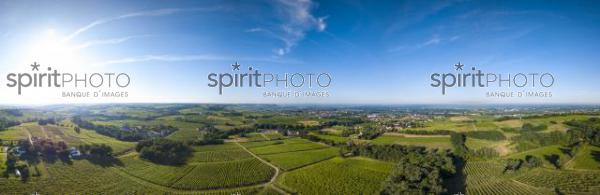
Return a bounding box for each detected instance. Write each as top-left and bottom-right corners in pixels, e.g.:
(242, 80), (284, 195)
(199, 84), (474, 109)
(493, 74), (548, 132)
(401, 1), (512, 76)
(64, 7), (222, 42)
(245, 28), (264, 33)
(73, 35), (146, 50)
(92, 54), (227, 66)
(247, 0), (327, 56)
(421, 35), (441, 47)
(388, 34), (460, 53)
(93, 54), (302, 67)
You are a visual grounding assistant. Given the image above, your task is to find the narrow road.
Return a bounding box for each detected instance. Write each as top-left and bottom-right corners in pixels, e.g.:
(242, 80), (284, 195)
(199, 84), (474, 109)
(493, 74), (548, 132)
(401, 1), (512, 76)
(26, 131), (33, 145)
(112, 167), (266, 194)
(563, 144), (585, 169)
(39, 125), (50, 139)
(259, 133), (270, 141)
(235, 142), (289, 195)
(471, 123), (477, 131)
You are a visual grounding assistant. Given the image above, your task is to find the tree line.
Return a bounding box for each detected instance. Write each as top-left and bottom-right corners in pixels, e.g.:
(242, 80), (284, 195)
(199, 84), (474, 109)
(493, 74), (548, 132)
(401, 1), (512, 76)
(0, 117), (21, 130)
(339, 143), (456, 194)
(71, 116), (178, 141)
(565, 117), (600, 146)
(136, 138), (192, 165)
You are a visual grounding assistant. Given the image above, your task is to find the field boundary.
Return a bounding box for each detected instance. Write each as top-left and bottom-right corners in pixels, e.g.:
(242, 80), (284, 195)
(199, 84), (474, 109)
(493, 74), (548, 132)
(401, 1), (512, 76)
(235, 142), (289, 195)
(112, 167), (265, 194)
(261, 147), (339, 171)
(253, 146), (329, 156)
(510, 179), (552, 193)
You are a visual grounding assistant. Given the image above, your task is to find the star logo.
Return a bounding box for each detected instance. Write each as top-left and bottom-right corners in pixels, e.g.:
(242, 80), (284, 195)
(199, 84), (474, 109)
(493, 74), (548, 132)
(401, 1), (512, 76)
(454, 62), (464, 71)
(232, 62), (241, 71)
(31, 62), (40, 71)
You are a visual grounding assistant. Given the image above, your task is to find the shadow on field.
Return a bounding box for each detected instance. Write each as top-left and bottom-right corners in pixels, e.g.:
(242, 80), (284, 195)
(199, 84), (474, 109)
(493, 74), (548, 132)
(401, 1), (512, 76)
(84, 156), (124, 167)
(40, 154), (74, 165)
(592, 151), (600, 164)
(20, 153), (41, 165)
(443, 156), (466, 195)
(544, 154), (561, 169)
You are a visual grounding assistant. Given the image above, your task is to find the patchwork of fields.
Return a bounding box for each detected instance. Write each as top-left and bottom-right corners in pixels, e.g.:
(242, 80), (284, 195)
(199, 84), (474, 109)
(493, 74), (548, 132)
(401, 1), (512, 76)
(1, 123), (135, 154)
(0, 159), (266, 194)
(1, 105), (599, 194)
(118, 143), (277, 191)
(243, 138), (338, 171)
(369, 134), (453, 149)
(465, 160), (600, 194)
(277, 157), (394, 194)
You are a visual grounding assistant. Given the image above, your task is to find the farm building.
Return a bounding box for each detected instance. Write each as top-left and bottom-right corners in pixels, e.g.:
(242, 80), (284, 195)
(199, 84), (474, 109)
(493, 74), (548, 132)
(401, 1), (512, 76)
(9, 146), (26, 157)
(69, 147), (82, 158)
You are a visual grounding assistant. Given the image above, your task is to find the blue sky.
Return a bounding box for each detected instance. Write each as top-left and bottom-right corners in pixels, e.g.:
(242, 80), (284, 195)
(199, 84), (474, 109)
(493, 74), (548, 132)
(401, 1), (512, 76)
(0, 0), (599, 104)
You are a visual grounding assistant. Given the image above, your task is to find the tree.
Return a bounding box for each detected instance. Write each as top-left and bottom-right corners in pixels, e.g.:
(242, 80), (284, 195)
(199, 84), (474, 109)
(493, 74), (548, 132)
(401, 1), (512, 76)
(470, 147), (499, 158)
(341, 128), (356, 137)
(564, 118), (600, 146)
(504, 158), (523, 173)
(523, 155), (542, 168)
(89, 144), (113, 157)
(57, 141), (68, 151)
(381, 151), (455, 194)
(544, 154), (561, 169)
(358, 126), (382, 140)
(450, 133), (468, 156)
(79, 144), (113, 157)
(136, 139), (192, 165)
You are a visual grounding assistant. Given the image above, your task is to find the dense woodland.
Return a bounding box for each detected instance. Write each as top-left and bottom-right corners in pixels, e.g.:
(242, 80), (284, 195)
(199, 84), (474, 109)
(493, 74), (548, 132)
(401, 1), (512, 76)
(340, 143), (456, 194)
(0, 118), (20, 131)
(565, 118), (600, 146)
(135, 138), (192, 165)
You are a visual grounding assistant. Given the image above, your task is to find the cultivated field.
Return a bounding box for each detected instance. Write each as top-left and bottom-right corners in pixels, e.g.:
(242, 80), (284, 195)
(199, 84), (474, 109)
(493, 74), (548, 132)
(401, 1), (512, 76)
(1, 105), (599, 194)
(277, 157), (393, 194)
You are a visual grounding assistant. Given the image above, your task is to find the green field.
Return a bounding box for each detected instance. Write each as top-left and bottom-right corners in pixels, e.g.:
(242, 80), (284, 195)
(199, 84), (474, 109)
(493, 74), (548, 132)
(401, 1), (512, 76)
(465, 161), (552, 195)
(192, 143), (242, 151)
(310, 133), (350, 143)
(0, 125), (29, 140)
(404, 114), (595, 133)
(0, 151), (6, 172)
(241, 140), (283, 148)
(505, 145), (570, 168)
(246, 138), (327, 155)
(278, 157), (393, 194)
(189, 150), (253, 163)
(91, 119), (204, 141)
(171, 158), (275, 190)
(571, 144), (600, 170)
(261, 147), (339, 171)
(243, 132), (268, 142)
(514, 168), (600, 194)
(118, 142), (275, 191)
(250, 142), (327, 155)
(1, 123), (135, 154)
(0, 159), (265, 194)
(189, 143), (254, 163)
(369, 134), (453, 149)
(1, 105), (599, 194)
(263, 132), (284, 140)
(119, 155), (197, 186)
(465, 137), (505, 149)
